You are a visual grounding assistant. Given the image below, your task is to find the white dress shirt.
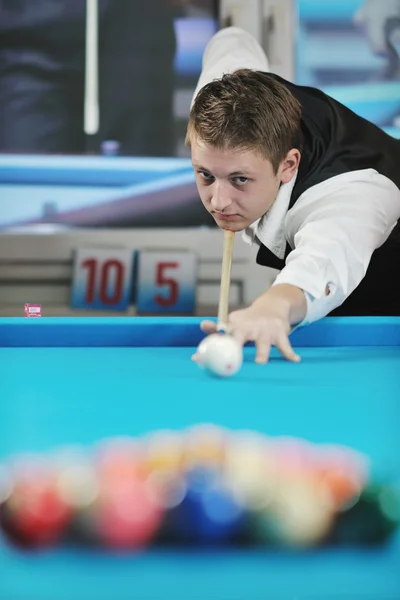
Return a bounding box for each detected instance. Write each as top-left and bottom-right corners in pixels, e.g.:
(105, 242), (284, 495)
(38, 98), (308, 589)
(243, 168), (400, 325)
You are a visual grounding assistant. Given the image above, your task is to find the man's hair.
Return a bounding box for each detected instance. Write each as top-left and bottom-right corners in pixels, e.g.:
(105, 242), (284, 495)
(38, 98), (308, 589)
(186, 69), (302, 173)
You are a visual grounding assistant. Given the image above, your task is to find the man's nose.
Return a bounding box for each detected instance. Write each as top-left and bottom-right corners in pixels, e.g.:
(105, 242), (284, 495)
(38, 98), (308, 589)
(210, 181), (232, 212)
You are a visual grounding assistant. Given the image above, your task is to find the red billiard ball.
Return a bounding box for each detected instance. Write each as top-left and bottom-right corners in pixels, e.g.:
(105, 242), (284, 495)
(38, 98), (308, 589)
(1, 475), (72, 548)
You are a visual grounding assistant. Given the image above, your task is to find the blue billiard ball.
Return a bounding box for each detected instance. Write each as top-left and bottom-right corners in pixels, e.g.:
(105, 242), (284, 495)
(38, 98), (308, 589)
(164, 468), (246, 545)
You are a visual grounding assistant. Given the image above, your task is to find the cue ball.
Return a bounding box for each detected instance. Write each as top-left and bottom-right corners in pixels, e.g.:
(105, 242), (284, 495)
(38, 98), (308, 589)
(196, 333), (243, 377)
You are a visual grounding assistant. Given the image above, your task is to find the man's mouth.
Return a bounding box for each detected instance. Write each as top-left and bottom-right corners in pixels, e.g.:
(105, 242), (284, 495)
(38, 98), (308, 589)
(213, 212), (240, 221)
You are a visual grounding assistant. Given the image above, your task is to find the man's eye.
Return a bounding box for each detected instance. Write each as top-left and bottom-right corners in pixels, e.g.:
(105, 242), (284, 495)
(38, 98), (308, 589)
(198, 171), (214, 182)
(233, 176), (249, 185)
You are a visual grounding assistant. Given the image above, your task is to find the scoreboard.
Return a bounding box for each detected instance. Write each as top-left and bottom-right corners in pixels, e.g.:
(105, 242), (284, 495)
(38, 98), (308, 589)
(71, 246), (197, 314)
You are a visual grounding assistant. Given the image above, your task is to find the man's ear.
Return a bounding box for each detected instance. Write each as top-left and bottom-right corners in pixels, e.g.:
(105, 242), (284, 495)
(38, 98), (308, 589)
(279, 148), (301, 184)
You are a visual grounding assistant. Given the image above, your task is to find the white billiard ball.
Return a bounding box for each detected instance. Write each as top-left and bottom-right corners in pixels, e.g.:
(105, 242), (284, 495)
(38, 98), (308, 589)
(196, 333), (243, 377)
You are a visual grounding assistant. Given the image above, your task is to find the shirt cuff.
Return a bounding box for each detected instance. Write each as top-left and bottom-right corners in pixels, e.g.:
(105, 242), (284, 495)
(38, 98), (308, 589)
(300, 285), (344, 325)
(271, 265), (346, 326)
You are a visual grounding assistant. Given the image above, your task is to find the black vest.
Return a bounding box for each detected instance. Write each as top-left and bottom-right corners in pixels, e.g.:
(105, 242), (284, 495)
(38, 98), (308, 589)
(256, 73), (400, 272)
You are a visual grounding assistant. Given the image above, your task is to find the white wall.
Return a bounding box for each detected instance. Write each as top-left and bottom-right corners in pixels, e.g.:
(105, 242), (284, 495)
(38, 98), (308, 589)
(0, 228), (278, 314)
(219, 0), (296, 81)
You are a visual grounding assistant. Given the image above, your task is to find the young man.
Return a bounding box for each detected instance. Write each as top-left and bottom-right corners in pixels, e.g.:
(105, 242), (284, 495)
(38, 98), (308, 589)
(187, 27), (400, 364)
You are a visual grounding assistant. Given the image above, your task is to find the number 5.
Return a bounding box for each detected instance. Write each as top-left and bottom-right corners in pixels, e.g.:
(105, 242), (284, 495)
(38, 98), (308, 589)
(155, 262), (179, 306)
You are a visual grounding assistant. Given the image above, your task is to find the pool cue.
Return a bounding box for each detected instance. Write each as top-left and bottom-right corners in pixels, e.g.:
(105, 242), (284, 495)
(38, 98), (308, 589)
(84, 0), (99, 145)
(217, 230), (235, 332)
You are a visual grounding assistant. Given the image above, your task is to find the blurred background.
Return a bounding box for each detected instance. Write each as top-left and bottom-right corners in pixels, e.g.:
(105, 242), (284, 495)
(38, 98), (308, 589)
(0, 2), (399, 599)
(0, 0), (399, 317)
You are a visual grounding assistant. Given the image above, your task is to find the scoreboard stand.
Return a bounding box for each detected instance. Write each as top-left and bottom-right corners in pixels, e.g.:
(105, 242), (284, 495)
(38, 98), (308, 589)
(71, 246), (198, 315)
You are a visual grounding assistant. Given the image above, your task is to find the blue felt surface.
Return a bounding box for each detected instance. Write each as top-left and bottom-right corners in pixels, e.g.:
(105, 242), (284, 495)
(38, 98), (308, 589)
(0, 545), (399, 600)
(0, 317), (399, 599)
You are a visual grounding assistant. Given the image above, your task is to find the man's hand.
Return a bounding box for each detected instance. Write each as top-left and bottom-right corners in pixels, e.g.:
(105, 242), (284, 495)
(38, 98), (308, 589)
(199, 305), (300, 363)
(194, 284), (307, 364)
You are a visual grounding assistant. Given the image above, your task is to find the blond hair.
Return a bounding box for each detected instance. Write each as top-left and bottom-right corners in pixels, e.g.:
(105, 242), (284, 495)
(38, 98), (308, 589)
(186, 69), (302, 173)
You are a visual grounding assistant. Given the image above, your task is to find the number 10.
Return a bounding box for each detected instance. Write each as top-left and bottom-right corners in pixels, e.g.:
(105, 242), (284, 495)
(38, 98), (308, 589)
(82, 258), (124, 305)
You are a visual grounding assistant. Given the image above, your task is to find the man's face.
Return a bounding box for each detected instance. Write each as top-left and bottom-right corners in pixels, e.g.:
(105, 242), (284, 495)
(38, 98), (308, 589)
(191, 138), (295, 232)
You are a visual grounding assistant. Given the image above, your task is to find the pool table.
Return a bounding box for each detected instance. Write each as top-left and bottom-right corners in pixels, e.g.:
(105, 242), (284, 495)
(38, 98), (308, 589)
(0, 316), (399, 600)
(0, 154), (213, 230)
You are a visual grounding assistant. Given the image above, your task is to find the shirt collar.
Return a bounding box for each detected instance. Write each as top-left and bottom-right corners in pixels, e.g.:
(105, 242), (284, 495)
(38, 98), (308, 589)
(242, 170), (298, 259)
